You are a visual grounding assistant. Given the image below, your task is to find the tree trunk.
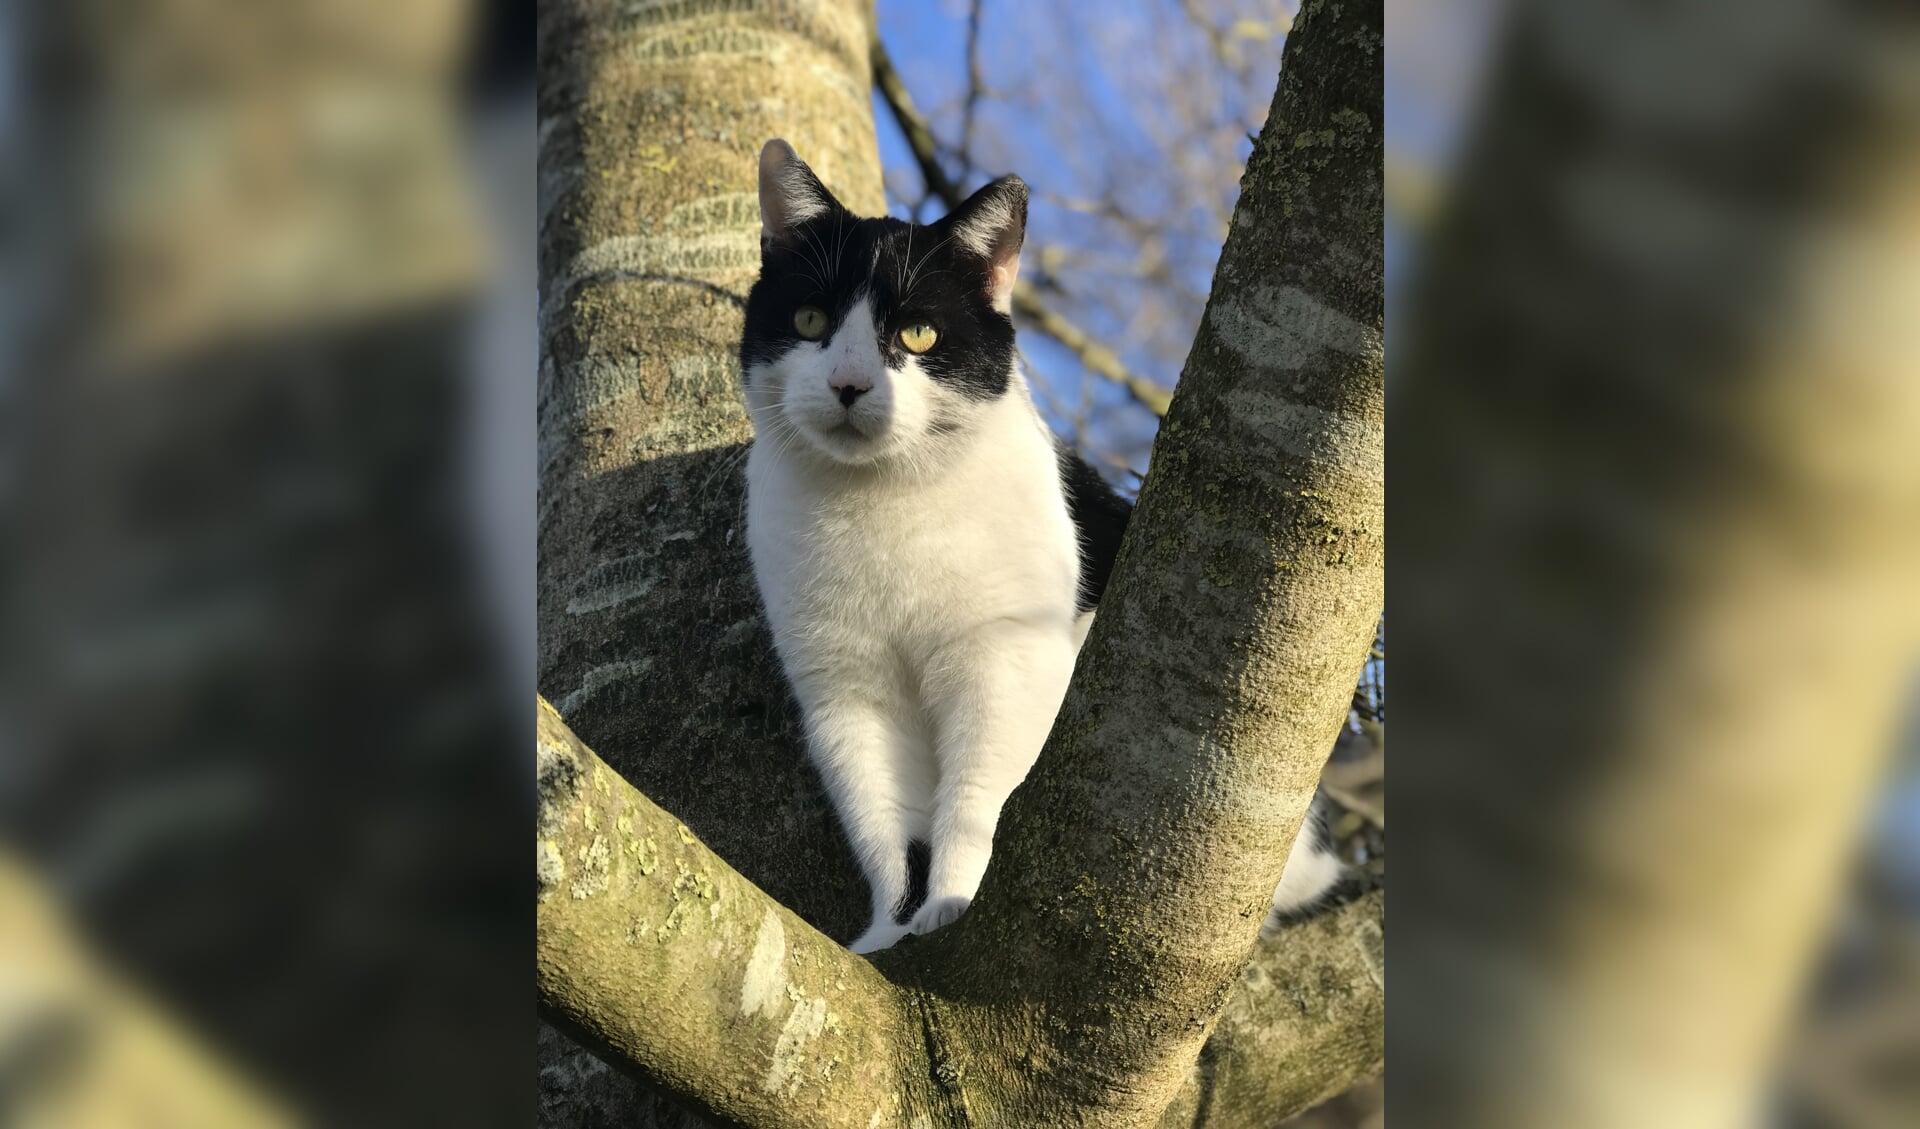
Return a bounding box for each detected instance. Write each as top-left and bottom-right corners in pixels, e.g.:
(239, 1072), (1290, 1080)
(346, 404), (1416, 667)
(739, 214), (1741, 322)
(536, 0), (1384, 1124)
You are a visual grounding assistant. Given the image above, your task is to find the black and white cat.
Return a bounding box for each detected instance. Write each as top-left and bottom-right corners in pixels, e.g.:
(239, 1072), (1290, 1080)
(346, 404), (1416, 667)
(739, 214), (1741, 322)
(741, 140), (1339, 952)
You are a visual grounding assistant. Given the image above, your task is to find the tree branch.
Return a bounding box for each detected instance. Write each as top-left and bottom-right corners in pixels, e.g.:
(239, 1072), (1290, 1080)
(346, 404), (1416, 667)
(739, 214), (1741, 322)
(868, 26), (1174, 417)
(957, 0), (987, 182)
(1008, 286), (1176, 416)
(536, 698), (943, 1129)
(1157, 894), (1386, 1129)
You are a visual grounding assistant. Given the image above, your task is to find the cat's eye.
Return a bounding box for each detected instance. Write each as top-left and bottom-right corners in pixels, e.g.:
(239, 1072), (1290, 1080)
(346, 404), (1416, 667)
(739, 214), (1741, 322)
(898, 324), (938, 354)
(793, 305), (828, 340)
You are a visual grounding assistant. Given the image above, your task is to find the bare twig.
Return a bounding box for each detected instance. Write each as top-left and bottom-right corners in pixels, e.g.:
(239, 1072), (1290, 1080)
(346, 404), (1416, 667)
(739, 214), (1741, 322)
(1178, 0), (1294, 84)
(868, 31), (961, 203)
(1178, 0), (1251, 82)
(1009, 285), (1174, 415)
(958, 0), (987, 182)
(869, 27), (1173, 417)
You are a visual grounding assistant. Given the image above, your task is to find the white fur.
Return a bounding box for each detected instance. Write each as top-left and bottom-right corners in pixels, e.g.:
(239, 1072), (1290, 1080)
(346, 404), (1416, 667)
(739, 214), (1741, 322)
(1266, 817), (1345, 934)
(746, 294), (1340, 951)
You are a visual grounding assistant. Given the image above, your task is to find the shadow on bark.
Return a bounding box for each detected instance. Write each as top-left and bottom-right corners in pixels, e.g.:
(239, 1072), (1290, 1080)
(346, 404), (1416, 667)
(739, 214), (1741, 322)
(540, 443), (870, 942)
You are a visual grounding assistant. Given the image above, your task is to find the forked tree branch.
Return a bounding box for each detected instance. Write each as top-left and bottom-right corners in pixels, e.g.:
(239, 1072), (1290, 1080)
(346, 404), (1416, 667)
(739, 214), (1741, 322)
(536, 696), (1385, 1129)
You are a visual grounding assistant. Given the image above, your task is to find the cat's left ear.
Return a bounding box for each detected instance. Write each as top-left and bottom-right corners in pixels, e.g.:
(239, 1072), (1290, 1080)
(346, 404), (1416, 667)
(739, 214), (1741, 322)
(758, 139), (844, 244)
(943, 175), (1027, 315)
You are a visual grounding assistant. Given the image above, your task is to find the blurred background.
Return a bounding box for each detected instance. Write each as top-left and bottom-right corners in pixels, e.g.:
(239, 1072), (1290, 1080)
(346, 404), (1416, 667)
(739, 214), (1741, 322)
(1, 1), (533, 1126)
(2, 0), (1915, 1127)
(1387, 1), (1920, 1127)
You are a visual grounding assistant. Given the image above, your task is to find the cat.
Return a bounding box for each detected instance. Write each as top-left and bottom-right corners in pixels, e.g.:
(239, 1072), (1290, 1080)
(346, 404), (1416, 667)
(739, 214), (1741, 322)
(740, 139), (1340, 952)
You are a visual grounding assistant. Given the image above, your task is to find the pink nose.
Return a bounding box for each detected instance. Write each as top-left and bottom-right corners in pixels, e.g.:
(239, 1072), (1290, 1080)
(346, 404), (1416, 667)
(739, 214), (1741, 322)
(829, 377), (871, 408)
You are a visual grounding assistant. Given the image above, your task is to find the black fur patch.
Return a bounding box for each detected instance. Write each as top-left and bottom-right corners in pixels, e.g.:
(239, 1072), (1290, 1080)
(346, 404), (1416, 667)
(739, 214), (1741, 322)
(741, 180), (1027, 404)
(1057, 445), (1133, 613)
(893, 839), (931, 925)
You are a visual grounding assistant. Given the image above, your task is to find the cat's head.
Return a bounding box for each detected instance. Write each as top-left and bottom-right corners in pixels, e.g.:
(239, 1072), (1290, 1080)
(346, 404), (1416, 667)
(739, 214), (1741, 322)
(741, 139), (1027, 468)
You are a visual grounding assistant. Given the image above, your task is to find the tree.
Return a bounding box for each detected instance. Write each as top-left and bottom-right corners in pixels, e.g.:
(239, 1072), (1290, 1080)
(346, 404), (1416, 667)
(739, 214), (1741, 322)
(535, 0), (1383, 1125)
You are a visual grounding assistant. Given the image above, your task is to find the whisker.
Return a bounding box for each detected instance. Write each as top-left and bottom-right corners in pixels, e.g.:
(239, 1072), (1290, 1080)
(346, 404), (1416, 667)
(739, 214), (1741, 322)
(800, 224), (836, 289)
(904, 231), (959, 300)
(832, 213), (855, 282)
(898, 222), (913, 296)
(785, 223), (833, 296)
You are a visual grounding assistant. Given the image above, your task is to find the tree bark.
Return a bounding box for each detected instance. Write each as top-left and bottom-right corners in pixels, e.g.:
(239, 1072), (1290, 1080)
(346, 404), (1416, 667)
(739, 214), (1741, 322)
(1154, 895), (1385, 1129)
(536, 0), (1383, 1124)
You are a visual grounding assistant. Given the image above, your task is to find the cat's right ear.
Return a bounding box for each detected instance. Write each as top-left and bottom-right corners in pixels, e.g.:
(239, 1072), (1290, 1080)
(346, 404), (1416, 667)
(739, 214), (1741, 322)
(758, 139), (842, 244)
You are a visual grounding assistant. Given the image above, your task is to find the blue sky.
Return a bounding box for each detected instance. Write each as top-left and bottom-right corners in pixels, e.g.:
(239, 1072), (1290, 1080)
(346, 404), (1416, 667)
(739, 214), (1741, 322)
(867, 0), (1448, 476)
(868, 0), (1297, 477)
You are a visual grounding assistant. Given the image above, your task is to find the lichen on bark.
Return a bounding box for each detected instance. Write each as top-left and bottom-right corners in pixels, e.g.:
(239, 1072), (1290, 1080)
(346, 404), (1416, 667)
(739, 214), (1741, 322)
(537, 698), (943, 1128)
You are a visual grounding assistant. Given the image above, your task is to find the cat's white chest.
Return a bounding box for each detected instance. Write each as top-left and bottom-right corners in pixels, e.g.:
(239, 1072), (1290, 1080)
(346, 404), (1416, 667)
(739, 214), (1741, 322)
(744, 397), (1079, 662)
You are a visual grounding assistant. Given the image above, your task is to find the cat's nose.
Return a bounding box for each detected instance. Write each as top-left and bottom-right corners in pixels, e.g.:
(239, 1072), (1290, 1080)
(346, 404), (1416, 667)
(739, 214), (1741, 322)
(831, 378), (870, 408)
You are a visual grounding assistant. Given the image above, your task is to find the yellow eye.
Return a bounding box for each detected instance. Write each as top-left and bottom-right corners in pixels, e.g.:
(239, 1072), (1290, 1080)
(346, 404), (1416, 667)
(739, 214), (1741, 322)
(793, 305), (828, 340)
(899, 324), (938, 354)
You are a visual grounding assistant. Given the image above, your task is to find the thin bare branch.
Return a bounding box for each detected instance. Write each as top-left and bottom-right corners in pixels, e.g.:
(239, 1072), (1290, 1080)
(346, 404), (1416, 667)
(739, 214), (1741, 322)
(958, 0), (987, 181)
(1009, 284), (1175, 415)
(867, 29), (961, 204)
(869, 26), (1174, 417)
(1178, 0), (1294, 88)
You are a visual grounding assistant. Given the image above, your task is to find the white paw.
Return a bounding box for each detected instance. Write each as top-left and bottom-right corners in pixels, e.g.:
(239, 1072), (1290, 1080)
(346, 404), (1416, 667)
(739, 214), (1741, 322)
(848, 920), (914, 954)
(907, 895), (971, 936)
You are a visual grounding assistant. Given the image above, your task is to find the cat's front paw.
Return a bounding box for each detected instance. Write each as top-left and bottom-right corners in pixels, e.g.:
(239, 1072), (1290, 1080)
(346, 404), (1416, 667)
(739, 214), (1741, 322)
(908, 895), (971, 936)
(849, 920), (914, 954)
